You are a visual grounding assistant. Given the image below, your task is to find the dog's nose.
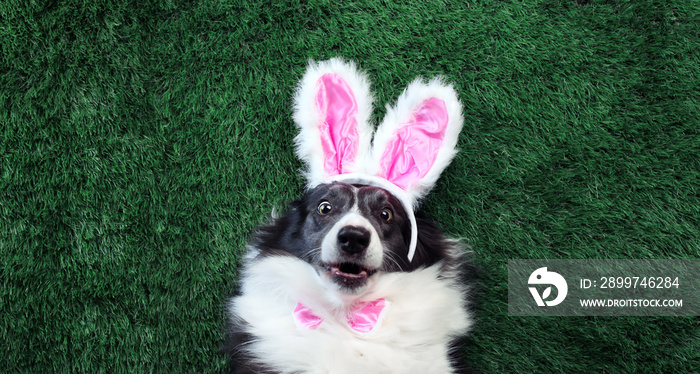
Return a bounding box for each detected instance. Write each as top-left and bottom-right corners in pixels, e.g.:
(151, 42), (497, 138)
(337, 226), (370, 255)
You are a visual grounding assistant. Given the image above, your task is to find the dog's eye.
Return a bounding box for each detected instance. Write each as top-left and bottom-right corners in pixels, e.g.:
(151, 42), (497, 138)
(380, 208), (393, 222)
(317, 201), (332, 215)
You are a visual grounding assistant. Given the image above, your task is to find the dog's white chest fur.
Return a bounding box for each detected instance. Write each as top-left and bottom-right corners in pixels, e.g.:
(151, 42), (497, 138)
(229, 254), (472, 374)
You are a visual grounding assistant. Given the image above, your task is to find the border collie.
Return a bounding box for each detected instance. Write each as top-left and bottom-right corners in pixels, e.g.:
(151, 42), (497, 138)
(224, 58), (474, 374)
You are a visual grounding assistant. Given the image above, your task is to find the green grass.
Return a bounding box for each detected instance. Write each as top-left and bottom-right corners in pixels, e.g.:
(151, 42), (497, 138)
(1, 0), (698, 372)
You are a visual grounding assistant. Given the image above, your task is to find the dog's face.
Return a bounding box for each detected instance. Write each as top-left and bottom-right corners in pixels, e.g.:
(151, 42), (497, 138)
(287, 182), (412, 294)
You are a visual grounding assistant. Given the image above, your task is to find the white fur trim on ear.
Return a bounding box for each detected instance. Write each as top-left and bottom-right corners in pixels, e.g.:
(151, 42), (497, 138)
(292, 58), (375, 188)
(369, 77), (464, 206)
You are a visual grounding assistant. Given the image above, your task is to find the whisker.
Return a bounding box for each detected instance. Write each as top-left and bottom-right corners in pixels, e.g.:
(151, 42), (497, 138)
(297, 246), (322, 263)
(382, 248), (404, 272)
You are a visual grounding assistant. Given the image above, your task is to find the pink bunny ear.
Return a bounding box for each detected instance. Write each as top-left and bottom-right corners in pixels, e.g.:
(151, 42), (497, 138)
(371, 77), (463, 205)
(315, 73), (360, 176)
(293, 59), (374, 187)
(377, 97), (449, 189)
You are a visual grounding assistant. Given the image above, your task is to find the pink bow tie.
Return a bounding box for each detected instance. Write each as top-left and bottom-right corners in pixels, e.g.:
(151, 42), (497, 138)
(293, 299), (389, 334)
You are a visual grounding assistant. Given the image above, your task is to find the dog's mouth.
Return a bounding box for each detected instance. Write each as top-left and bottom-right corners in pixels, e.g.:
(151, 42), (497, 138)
(323, 262), (378, 288)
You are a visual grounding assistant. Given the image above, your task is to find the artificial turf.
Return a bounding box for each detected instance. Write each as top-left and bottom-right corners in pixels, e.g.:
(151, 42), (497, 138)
(1, 0), (698, 372)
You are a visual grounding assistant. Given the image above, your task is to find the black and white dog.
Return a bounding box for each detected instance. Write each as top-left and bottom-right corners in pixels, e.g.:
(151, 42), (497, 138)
(225, 59), (474, 373)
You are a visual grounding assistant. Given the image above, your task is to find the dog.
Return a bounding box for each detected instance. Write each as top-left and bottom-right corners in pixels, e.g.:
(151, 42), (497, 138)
(224, 59), (474, 374)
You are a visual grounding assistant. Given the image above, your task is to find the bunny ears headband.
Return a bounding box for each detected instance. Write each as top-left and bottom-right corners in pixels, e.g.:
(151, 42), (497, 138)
(293, 58), (464, 262)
